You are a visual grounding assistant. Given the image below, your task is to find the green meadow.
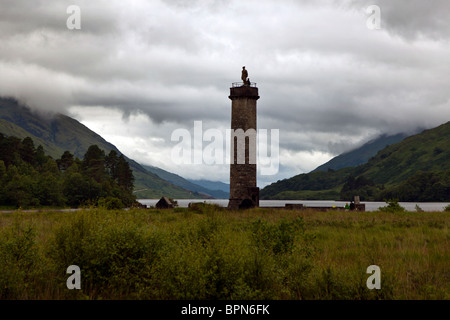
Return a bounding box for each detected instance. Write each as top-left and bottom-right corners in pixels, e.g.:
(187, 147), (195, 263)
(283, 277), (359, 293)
(0, 204), (448, 300)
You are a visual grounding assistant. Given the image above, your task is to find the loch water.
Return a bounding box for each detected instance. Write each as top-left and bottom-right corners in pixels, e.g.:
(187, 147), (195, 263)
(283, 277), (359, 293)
(138, 199), (450, 212)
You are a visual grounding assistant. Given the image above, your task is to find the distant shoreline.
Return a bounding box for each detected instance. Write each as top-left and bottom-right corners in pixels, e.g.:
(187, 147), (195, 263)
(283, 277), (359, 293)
(1, 200), (448, 213)
(138, 199), (450, 212)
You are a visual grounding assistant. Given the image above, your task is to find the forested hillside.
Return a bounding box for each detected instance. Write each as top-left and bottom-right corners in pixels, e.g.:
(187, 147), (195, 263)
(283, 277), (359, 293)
(313, 133), (409, 172)
(0, 98), (206, 199)
(0, 134), (136, 208)
(261, 122), (450, 202)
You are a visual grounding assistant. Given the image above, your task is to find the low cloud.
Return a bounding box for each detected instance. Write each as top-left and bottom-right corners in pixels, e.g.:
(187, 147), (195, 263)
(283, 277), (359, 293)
(343, 0), (450, 41)
(1, 0), (449, 184)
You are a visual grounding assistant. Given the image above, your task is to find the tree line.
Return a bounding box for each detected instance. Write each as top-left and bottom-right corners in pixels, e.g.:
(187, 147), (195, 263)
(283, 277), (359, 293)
(0, 134), (136, 208)
(340, 170), (450, 202)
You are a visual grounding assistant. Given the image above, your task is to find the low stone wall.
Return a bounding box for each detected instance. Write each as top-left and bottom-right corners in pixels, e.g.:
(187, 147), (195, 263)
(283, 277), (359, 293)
(257, 203), (366, 212)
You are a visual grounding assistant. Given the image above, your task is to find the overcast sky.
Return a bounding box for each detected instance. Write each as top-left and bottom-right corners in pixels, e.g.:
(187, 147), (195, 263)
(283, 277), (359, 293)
(1, 0), (449, 187)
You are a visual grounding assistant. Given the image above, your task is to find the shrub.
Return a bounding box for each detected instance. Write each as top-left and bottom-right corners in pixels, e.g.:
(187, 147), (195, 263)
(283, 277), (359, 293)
(251, 217), (306, 255)
(168, 198), (178, 207)
(48, 212), (163, 299)
(98, 197), (124, 210)
(188, 202), (224, 214)
(378, 199), (405, 213)
(3, 207), (446, 300)
(0, 221), (44, 299)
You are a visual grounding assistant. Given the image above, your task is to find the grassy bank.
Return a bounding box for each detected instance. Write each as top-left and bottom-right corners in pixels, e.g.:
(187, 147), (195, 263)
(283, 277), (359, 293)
(0, 205), (448, 300)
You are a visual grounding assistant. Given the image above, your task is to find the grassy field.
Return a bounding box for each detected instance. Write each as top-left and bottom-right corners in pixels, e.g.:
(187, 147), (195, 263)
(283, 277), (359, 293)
(0, 204), (448, 300)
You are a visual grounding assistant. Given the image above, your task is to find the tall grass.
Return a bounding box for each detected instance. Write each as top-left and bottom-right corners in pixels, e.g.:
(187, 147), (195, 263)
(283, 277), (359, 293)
(0, 206), (448, 299)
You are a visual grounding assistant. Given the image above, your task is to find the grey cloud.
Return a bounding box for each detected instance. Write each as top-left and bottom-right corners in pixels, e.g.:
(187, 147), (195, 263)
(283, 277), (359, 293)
(343, 0), (450, 41)
(1, 0), (449, 184)
(0, 0), (120, 36)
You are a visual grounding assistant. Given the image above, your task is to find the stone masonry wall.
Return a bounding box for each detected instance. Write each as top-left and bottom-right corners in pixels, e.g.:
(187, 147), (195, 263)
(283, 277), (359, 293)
(228, 86), (259, 209)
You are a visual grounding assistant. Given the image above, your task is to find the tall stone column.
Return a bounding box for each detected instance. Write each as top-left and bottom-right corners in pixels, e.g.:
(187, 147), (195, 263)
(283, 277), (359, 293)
(228, 80), (260, 210)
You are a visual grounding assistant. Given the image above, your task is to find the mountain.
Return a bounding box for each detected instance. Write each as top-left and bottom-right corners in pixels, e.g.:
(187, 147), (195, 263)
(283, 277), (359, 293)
(313, 133), (410, 172)
(0, 97), (206, 199)
(142, 165), (229, 199)
(261, 122), (450, 201)
(188, 179), (229, 194)
(353, 122), (450, 185)
(260, 167), (353, 200)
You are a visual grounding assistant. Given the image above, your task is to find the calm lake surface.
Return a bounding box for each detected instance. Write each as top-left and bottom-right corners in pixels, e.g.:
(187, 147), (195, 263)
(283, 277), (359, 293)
(138, 199), (450, 212)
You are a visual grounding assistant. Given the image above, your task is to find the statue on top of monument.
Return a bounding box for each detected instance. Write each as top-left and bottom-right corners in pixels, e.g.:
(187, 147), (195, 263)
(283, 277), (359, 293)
(241, 66), (249, 86)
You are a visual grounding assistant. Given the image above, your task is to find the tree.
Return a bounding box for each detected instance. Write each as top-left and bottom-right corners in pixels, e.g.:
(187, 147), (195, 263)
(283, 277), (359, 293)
(82, 145), (106, 183)
(0, 160), (6, 182)
(35, 174), (65, 206)
(34, 159), (65, 206)
(382, 170), (450, 202)
(0, 134), (137, 208)
(19, 137), (37, 165)
(5, 167), (34, 207)
(105, 150), (119, 178)
(0, 136), (21, 167)
(115, 154), (134, 193)
(63, 170), (100, 207)
(57, 151), (74, 171)
(340, 175), (377, 201)
(35, 145), (48, 167)
(0, 160), (6, 204)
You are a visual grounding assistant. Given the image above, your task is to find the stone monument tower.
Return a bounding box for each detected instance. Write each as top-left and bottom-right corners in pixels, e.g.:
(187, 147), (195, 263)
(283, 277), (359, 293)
(228, 67), (260, 209)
